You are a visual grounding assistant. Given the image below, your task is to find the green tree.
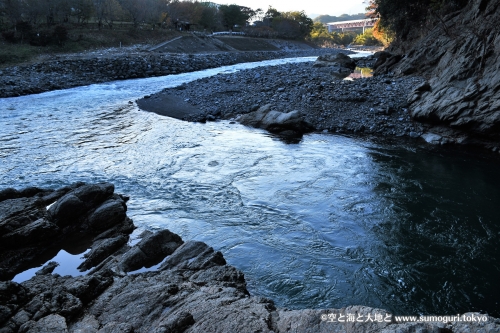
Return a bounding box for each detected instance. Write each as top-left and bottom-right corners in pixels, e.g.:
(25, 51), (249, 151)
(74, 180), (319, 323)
(219, 4), (254, 30)
(271, 16), (301, 38)
(369, 0), (467, 40)
(2, 0), (24, 26)
(352, 28), (382, 46)
(197, 3), (219, 31)
(119, 0), (166, 28)
(264, 6), (280, 21)
(93, 0), (124, 29)
(281, 11), (312, 38)
(310, 21), (329, 38)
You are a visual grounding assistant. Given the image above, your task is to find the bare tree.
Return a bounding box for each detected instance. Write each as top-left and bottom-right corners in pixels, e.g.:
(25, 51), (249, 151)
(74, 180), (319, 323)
(2, 0), (24, 26)
(94, 0), (124, 29)
(71, 0), (94, 25)
(119, 0), (166, 28)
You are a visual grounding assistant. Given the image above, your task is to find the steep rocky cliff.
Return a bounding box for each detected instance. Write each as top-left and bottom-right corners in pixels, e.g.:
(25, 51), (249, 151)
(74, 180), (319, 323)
(376, 0), (500, 146)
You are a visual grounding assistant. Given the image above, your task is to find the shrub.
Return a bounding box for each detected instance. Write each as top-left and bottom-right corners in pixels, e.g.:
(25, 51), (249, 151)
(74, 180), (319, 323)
(29, 30), (53, 46)
(353, 28), (382, 46)
(2, 30), (17, 43)
(53, 26), (68, 45)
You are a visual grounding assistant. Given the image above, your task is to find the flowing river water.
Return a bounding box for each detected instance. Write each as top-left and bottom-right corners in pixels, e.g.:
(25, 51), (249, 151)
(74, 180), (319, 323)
(1, 57), (499, 317)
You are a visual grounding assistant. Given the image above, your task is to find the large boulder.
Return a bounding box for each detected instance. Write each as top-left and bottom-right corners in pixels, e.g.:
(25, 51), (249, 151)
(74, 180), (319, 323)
(313, 53), (356, 79)
(77, 235), (129, 272)
(1, 218), (60, 248)
(48, 183), (115, 227)
(236, 104), (314, 137)
(87, 198), (127, 232)
(0, 189), (20, 203)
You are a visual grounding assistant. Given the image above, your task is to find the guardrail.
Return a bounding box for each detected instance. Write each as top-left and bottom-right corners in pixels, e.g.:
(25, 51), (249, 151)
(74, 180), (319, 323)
(211, 31), (246, 36)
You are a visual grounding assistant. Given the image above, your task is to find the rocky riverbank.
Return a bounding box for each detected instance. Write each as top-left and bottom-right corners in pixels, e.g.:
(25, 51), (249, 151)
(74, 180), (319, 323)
(138, 54), (432, 142)
(0, 46), (348, 99)
(1, 183), (498, 333)
(136, 50), (500, 152)
(373, 0), (500, 152)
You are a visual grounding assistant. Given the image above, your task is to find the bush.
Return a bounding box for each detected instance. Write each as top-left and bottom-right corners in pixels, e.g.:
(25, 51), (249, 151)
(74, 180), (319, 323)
(29, 30), (53, 46)
(2, 31), (17, 43)
(15, 21), (33, 42)
(309, 31), (356, 47)
(53, 26), (68, 45)
(353, 28), (382, 46)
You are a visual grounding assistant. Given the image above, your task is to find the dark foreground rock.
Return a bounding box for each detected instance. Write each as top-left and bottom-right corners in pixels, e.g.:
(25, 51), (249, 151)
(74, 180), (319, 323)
(1, 184), (498, 332)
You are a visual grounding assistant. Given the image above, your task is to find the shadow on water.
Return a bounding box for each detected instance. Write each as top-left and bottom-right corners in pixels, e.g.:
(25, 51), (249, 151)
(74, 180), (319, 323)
(365, 145), (500, 316)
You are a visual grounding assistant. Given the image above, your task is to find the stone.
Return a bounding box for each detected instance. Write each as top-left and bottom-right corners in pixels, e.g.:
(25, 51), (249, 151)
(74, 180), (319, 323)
(1, 186), (499, 333)
(377, 0), (500, 142)
(96, 322), (133, 333)
(0, 189), (20, 203)
(421, 133), (443, 144)
(0, 197), (47, 235)
(236, 104), (314, 136)
(118, 229), (183, 272)
(152, 312), (194, 333)
(159, 240), (210, 270)
(315, 53), (356, 70)
(48, 194), (85, 227)
(78, 235), (128, 272)
(25, 314), (69, 333)
(0, 183), (134, 281)
(87, 198), (126, 232)
(72, 183), (114, 208)
(313, 53), (356, 79)
(2, 218), (60, 248)
(35, 262), (59, 276)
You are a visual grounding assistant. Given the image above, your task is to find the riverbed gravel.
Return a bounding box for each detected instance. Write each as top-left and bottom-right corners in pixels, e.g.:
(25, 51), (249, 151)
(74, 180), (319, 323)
(0, 48), (349, 98)
(150, 59), (427, 139)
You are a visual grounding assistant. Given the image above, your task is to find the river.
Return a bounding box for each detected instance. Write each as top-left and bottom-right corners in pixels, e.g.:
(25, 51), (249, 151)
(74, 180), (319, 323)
(1, 57), (499, 317)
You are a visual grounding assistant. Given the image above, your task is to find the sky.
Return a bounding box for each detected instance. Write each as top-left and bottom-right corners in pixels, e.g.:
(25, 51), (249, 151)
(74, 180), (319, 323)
(214, 0), (368, 18)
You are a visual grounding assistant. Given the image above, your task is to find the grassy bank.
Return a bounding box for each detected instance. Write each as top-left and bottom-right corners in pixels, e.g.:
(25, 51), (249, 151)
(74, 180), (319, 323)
(0, 28), (180, 67)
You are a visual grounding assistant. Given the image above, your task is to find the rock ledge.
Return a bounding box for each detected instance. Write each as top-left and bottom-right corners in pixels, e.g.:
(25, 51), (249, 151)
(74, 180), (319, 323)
(1, 184), (498, 333)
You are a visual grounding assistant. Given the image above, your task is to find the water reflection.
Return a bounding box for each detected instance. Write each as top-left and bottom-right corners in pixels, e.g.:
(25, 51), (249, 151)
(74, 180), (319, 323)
(365, 147), (500, 315)
(1, 59), (499, 317)
(347, 67), (373, 80)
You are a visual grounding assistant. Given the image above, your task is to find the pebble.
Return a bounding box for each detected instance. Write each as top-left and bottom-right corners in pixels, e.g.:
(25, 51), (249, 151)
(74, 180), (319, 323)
(155, 59), (426, 139)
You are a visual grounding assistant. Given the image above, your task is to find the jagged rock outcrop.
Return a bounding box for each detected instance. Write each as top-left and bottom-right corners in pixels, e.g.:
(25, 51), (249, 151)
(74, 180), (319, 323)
(375, 0), (500, 143)
(1, 184), (499, 333)
(0, 183), (133, 281)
